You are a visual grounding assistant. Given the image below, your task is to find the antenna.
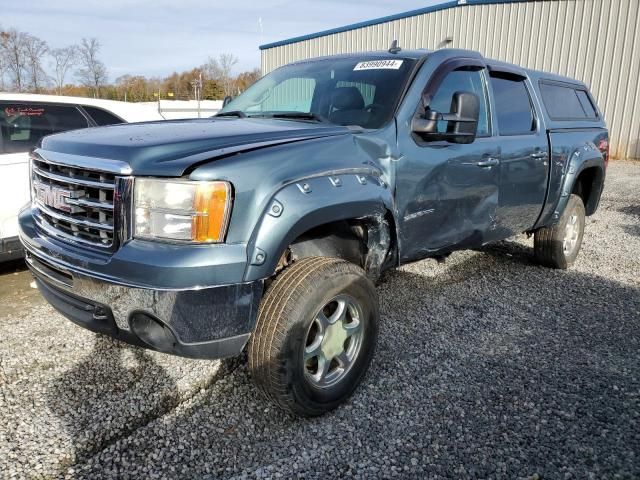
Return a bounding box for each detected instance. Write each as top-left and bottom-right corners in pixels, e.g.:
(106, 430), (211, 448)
(388, 39), (401, 54)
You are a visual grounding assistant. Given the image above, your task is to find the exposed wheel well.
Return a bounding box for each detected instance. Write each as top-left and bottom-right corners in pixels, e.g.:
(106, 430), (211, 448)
(572, 166), (604, 216)
(283, 214), (396, 281)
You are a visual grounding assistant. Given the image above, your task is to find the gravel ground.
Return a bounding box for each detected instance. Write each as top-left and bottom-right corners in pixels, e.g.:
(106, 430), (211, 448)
(1, 161), (639, 479)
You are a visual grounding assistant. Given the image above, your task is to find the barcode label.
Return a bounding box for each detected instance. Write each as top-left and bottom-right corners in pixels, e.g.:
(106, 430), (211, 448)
(353, 60), (404, 71)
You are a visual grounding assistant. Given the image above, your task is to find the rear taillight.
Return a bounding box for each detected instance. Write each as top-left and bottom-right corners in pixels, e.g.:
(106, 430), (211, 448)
(597, 138), (609, 170)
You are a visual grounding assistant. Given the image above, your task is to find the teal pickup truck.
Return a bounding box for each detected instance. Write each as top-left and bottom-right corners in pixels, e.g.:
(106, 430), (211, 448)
(19, 47), (607, 416)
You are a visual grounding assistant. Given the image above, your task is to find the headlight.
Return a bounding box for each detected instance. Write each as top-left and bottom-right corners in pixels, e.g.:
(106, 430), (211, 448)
(134, 179), (232, 243)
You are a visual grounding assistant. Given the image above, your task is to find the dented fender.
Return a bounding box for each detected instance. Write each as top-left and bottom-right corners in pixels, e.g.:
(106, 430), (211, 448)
(243, 171), (395, 282)
(535, 134), (606, 228)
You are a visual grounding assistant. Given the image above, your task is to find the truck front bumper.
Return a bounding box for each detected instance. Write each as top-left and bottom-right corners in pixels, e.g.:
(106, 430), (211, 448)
(19, 208), (263, 359)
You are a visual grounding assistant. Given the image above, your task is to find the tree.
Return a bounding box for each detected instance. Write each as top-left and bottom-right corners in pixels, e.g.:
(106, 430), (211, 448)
(115, 74), (153, 102)
(50, 45), (77, 95)
(0, 28), (29, 91)
(24, 34), (49, 92)
(233, 68), (261, 94)
(1, 26), (260, 101)
(0, 26), (6, 90)
(0, 53), (5, 90)
(202, 78), (224, 100)
(203, 53), (238, 97)
(76, 37), (107, 97)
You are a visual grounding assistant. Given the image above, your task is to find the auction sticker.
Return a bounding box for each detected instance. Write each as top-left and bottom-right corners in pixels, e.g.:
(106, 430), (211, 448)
(5, 106), (45, 117)
(353, 60), (403, 71)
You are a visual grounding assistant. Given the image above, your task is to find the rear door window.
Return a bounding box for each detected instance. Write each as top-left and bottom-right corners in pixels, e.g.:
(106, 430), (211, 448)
(539, 82), (598, 120)
(490, 74), (536, 135)
(82, 106), (125, 126)
(0, 102), (89, 154)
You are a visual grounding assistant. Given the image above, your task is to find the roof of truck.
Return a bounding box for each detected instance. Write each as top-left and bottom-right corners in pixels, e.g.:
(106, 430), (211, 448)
(284, 49), (434, 65)
(283, 49), (587, 87)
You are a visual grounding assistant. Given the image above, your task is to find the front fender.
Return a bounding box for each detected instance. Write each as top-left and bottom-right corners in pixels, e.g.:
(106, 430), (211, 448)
(243, 171), (394, 282)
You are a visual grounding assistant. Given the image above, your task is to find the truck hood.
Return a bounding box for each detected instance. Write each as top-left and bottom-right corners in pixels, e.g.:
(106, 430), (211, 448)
(38, 118), (351, 176)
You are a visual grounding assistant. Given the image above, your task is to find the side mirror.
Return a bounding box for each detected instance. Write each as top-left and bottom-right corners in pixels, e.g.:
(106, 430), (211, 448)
(412, 91), (480, 144)
(222, 95), (233, 107)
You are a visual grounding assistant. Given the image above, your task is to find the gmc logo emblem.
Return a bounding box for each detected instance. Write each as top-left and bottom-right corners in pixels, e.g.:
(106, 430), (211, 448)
(34, 182), (77, 213)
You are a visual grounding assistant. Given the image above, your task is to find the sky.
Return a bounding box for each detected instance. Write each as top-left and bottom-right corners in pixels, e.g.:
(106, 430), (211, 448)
(2, 0), (441, 80)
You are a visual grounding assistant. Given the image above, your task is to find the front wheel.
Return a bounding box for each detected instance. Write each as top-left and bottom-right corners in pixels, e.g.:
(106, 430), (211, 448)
(534, 193), (586, 269)
(248, 257), (378, 416)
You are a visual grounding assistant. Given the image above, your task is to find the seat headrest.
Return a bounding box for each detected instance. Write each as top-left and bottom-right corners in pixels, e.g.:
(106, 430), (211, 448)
(331, 86), (365, 111)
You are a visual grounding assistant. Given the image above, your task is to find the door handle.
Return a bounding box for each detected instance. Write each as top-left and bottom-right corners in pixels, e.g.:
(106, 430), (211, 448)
(475, 157), (500, 167)
(530, 151), (548, 160)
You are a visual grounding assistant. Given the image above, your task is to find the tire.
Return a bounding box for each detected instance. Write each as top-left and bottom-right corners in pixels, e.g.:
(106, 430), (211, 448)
(534, 193), (586, 269)
(248, 257), (379, 416)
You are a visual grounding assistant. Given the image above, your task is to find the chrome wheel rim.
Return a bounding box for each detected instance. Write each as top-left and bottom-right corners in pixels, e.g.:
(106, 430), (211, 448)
(303, 294), (364, 388)
(563, 211), (581, 255)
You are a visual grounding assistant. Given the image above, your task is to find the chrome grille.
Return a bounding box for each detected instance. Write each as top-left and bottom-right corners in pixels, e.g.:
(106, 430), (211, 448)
(31, 155), (116, 248)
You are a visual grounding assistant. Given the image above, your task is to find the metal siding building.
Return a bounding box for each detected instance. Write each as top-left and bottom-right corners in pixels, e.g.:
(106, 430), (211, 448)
(260, 0), (640, 159)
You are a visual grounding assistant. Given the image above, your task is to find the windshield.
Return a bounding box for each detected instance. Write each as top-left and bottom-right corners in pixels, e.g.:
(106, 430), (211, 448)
(219, 57), (417, 129)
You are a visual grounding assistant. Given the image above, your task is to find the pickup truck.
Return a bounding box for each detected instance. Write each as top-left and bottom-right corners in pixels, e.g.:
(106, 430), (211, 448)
(18, 47), (608, 416)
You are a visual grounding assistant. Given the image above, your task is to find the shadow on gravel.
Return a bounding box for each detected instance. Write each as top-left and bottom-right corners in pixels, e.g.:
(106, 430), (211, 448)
(370, 246), (640, 478)
(49, 242), (640, 479)
(618, 203), (640, 237)
(0, 258), (27, 276)
(45, 335), (179, 471)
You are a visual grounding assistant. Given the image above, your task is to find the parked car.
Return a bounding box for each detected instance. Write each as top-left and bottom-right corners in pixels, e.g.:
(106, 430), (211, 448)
(0, 94), (163, 261)
(18, 48), (607, 416)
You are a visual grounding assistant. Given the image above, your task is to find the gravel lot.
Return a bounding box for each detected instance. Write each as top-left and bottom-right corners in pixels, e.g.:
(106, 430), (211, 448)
(1, 161), (639, 479)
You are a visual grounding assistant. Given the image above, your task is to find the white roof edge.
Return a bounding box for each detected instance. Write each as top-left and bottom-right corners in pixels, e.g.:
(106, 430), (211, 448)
(0, 92), (164, 122)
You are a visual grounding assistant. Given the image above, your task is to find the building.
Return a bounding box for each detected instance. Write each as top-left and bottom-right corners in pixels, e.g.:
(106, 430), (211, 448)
(260, 0), (640, 160)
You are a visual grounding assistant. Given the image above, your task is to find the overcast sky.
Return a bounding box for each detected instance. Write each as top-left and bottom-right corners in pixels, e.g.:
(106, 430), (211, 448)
(2, 0), (441, 80)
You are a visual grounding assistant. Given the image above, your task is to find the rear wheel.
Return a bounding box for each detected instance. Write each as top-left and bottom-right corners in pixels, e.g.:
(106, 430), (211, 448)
(534, 193), (586, 269)
(248, 257), (378, 416)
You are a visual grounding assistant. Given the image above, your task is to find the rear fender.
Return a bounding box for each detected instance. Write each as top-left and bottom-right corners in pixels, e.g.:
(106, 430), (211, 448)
(536, 142), (605, 227)
(243, 171), (395, 282)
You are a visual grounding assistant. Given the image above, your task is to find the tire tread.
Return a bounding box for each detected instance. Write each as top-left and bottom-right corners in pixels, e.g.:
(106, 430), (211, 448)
(248, 257), (375, 416)
(534, 194), (585, 269)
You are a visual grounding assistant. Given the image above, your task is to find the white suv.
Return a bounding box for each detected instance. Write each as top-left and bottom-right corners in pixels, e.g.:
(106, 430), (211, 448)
(0, 94), (164, 261)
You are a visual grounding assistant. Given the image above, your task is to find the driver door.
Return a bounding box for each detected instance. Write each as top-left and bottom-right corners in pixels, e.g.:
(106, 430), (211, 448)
(396, 62), (501, 263)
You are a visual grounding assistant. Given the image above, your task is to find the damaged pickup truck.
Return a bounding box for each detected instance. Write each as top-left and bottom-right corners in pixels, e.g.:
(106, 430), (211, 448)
(19, 47), (608, 416)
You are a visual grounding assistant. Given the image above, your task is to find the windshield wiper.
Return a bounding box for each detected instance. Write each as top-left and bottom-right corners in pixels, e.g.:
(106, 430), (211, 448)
(215, 110), (246, 118)
(256, 111), (330, 123)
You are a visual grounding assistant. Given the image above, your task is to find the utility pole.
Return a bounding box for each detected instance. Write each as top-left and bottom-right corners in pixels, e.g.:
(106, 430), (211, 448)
(190, 74), (203, 118)
(198, 72), (202, 118)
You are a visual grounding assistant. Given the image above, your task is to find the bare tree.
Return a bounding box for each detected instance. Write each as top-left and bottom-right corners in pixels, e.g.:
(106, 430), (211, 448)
(76, 38), (107, 97)
(203, 53), (238, 97)
(0, 26), (5, 90)
(24, 34), (49, 92)
(50, 45), (77, 95)
(0, 28), (29, 91)
(203, 57), (220, 79)
(0, 46), (5, 91)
